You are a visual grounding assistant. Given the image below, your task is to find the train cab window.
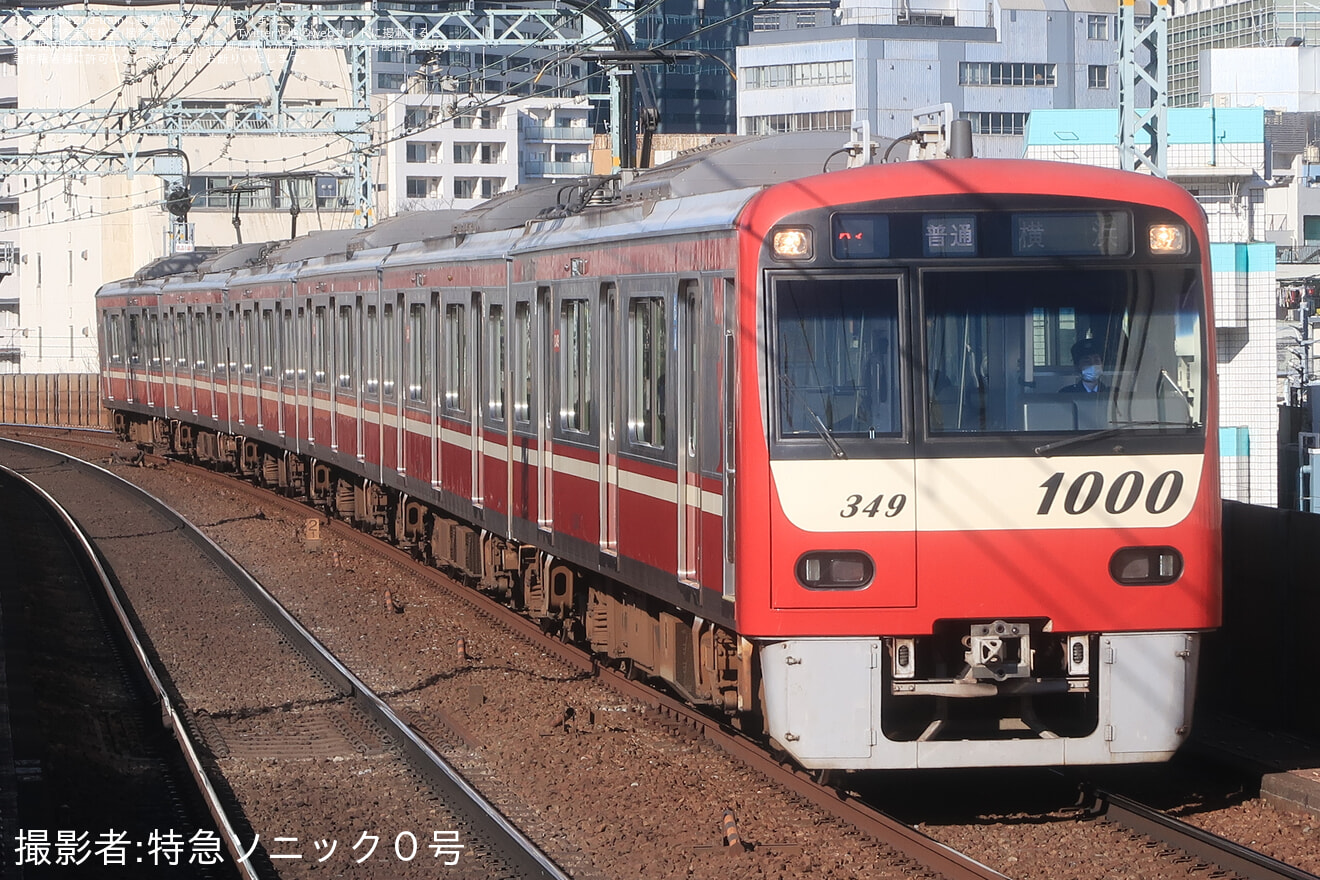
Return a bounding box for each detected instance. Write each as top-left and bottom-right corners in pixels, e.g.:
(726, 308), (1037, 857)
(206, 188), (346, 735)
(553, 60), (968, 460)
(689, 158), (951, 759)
(444, 303), (468, 412)
(627, 296), (667, 448)
(312, 306), (328, 384)
(773, 277), (902, 450)
(260, 308), (275, 378)
(560, 298), (592, 433)
(923, 267), (1206, 437)
(487, 304), (506, 421)
(407, 303), (428, 402)
(382, 303), (396, 398)
(337, 304), (354, 389)
(513, 300), (532, 425)
(364, 305), (379, 394)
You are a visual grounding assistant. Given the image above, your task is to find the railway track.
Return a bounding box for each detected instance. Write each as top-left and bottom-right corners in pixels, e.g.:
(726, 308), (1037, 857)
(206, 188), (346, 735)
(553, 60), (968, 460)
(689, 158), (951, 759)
(7, 425), (1319, 880)
(0, 436), (572, 880)
(1089, 788), (1319, 880)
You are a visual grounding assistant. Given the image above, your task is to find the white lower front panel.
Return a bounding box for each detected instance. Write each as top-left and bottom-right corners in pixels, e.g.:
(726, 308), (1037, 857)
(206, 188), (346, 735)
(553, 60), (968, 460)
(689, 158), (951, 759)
(760, 632), (1198, 770)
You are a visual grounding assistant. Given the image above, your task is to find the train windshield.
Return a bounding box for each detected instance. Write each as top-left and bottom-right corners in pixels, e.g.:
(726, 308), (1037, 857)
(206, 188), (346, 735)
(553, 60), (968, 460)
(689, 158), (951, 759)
(923, 266), (1205, 436)
(775, 277), (903, 442)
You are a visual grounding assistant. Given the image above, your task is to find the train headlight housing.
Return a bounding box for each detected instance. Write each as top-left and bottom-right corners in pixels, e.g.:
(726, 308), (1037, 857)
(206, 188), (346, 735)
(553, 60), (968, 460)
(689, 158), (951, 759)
(772, 227), (814, 260)
(1109, 546), (1183, 585)
(1148, 224), (1188, 255)
(795, 550), (873, 589)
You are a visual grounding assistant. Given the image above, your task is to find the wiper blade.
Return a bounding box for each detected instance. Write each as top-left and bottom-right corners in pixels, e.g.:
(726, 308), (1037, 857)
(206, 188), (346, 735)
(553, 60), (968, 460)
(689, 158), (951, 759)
(1033, 420), (1200, 457)
(779, 372), (847, 460)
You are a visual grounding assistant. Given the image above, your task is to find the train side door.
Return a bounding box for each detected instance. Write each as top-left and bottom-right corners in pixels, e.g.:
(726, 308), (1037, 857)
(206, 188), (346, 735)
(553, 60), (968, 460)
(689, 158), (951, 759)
(471, 290), (484, 508)
(599, 282), (619, 555)
(536, 286), (553, 533)
(676, 280), (700, 585)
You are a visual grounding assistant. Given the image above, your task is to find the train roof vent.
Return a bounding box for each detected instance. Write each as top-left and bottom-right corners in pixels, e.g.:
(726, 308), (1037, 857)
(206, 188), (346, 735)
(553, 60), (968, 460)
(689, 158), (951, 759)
(451, 178), (610, 234)
(619, 131), (856, 200)
(347, 210), (465, 253)
(133, 249), (221, 281)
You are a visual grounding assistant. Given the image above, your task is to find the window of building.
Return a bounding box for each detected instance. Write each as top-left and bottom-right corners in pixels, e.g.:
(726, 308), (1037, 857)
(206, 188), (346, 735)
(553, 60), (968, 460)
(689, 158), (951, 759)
(959, 111), (1029, 135)
(406, 177), (440, 199)
(745, 110), (853, 135)
(1088, 65), (1110, 89)
(406, 142), (440, 163)
(454, 178), (477, 199)
(1088, 14), (1111, 40)
(454, 142), (478, 163)
(1304, 215), (1320, 244)
(959, 62), (1056, 86)
(744, 60), (853, 89)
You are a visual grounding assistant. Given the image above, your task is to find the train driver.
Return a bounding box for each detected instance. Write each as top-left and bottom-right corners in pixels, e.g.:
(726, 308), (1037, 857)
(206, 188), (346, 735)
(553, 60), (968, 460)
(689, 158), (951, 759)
(1060, 337), (1107, 395)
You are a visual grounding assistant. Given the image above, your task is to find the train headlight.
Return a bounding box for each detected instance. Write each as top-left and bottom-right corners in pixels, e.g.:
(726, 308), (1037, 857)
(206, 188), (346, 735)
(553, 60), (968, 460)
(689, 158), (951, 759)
(1109, 546), (1183, 585)
(795, 551), (873, 589)
(1148, 224), (1187, 255)
(772, 227), (814, 260)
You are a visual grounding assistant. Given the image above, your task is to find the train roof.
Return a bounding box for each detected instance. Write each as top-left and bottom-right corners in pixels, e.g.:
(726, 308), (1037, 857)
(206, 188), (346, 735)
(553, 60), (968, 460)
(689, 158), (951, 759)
(102, 131), (915, 290)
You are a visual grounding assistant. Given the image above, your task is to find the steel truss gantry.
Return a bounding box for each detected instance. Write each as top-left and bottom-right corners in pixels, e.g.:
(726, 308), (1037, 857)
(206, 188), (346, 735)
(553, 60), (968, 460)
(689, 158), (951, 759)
(1119, 0), (1170, 177)
(0, 3), (622, 227)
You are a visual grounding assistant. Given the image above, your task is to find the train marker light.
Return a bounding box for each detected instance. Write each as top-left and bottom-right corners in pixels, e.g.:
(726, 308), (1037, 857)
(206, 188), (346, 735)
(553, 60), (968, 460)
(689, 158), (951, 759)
(795, 550), (873, 589)
(1109, 546), (1183, 585)
(772, 227), (813, 260)
(1148, 224), (1187, 254)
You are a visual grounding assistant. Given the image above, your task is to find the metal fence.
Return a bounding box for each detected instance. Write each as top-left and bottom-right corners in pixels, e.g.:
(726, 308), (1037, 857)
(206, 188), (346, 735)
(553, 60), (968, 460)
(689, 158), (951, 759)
(0, 373), (110, 428)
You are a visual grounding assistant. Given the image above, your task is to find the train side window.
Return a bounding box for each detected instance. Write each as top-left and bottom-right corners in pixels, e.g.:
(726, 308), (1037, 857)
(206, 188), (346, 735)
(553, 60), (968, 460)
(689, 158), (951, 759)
(211, 312), (225, 375)
(382, 303), (396, 397)
(444, 303), (468, 412)
(487, 303), (505, 421)
(175, 314), (188, 368)
(513, 300), (532, 425)
(190, 312), (204, 370)
(128, 313), (142, 365)
(312, 306), (328, 384)
(106, 313), (123, 364)
(281, 308), (294, 381)
(260, 308), (275, 378)
(627, 296), (666, 448)
(364, 305), (379, 394)
(238, 309), (253, 374)
(337, 304), (354, 389)
(560, 298), (592, 433)
(408, 303), (428, 402)
(149, 315), (162, 367)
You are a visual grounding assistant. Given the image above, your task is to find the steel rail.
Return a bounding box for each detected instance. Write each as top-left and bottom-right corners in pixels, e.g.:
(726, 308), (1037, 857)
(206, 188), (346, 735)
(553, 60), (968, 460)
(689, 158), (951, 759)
(1096, 789), (1320, 880)
(1, 439), (573, 880)
(0, 460), (260, 880)
(142, 451), (1014, 880)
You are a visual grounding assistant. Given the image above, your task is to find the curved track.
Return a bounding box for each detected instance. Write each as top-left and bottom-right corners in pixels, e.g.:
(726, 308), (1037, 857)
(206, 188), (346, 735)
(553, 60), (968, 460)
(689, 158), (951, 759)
(0, 436), (572, 880)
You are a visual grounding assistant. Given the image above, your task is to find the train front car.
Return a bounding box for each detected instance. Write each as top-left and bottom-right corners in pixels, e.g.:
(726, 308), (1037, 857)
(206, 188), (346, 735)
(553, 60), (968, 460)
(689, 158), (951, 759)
(737, 159), (1220, 770)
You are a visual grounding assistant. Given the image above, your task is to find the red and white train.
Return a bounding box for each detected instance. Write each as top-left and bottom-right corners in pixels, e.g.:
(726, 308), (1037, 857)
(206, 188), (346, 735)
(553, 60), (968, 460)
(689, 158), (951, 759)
(98, 131), (1220, 770)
